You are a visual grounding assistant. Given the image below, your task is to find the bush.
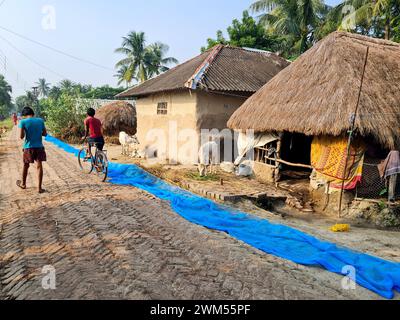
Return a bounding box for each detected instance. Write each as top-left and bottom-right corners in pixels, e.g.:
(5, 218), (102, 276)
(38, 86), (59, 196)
(44, 93), (89, 143)
(0, 118), (13, 131)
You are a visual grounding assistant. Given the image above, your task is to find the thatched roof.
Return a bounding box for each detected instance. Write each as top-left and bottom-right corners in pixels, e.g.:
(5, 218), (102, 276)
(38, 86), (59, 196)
(228, 32), (400, 149)
(96, 101), (137, 136)
(117, 45), (290, 98)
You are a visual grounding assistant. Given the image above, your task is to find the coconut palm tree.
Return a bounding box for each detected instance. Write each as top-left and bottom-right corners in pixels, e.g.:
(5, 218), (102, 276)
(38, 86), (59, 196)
(35, 78), (51, 98)
(338, 0), (399, 40)
(59, 79), (75, 93)
(115, 31), (149, 83)
(146, 42), (179, 78)
(250, 0), (326, 54)
(115, 31), (178, 84)
(114, 65), (136, 88)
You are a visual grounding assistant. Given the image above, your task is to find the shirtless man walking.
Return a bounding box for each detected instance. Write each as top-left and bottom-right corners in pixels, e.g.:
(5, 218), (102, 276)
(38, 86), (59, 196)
(16, 107), (48, 194)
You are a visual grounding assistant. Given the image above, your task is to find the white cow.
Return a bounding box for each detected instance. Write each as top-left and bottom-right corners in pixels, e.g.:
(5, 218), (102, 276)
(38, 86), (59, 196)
(119, 131), (140, 158)
(198, 141), (219, 177)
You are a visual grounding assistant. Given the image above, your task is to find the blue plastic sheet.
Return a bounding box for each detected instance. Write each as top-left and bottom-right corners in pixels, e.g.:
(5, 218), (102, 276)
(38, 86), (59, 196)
(45, 135), (400, 299)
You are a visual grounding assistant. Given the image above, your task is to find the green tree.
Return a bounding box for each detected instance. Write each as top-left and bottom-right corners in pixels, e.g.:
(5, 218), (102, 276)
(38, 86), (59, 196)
(201, 11), (288, 56)
(48, 86), (62, 100)
(201, 30), (228, 52)
(115, 31), (177, 84)
(44, 93), (88, 142)
(393, 13), (400, 41)
(59, 79), (75, 93)
(338, 0), (400, 40)
(14, 90), (43, 117)
(15, 95), (31, 113)
(0, 75), (13, 118)
(115, 31), (147, 83)
(251, 0), (327, 54)
(146, 42), (179, 78)
(115, 65), (136, 87)
(82, 85), (125, 99)
(35, 78), (51, 98)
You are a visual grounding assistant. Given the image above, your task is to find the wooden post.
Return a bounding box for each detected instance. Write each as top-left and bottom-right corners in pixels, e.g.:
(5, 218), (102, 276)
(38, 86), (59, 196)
(338, 46), (369, 217)
(274, 137), (282, 183)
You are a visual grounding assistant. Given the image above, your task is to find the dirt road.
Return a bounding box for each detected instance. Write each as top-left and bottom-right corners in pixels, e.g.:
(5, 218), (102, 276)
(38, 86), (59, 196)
(0, 128), (386, 299)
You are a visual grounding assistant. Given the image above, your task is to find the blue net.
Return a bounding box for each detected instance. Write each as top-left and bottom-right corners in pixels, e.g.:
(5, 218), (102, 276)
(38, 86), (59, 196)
(45, 135), (400, 299)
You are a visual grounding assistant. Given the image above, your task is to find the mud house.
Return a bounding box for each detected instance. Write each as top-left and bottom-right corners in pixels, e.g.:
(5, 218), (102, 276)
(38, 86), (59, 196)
(117, 45), (289, 164)
(228, 32), (400, 210)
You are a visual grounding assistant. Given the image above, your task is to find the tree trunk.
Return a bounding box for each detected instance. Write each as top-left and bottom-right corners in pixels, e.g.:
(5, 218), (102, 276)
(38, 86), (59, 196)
(385, 19), (390, 40)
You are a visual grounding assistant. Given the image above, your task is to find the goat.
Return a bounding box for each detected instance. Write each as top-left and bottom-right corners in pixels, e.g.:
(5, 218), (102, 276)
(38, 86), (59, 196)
(119, 131), (140, 158)
(198, 141), (219, 177)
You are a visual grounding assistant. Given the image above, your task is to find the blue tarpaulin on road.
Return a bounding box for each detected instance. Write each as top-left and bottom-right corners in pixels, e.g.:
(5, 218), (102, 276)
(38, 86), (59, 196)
(45, 135), (400, 299)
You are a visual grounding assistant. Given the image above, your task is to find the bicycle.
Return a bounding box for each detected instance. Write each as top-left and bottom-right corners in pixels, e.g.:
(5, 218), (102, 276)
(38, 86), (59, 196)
(78, 139), (108, 182)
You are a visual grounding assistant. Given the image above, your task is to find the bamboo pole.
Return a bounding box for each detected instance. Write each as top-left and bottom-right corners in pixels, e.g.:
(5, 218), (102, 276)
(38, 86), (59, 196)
(338, 46), (370, 218)
(264, 157), (313, 169)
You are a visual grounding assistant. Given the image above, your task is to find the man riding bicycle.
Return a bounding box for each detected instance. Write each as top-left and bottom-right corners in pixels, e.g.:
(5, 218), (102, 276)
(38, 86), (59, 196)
(82, 108), (104, 151)
(78, 108), (108, 181)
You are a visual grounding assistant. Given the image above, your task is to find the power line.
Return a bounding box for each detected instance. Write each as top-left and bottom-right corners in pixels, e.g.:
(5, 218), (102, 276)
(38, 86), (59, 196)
(0, 25), (114, 71)
(0, 49), (30, 92)
(0, 34), (67, 78)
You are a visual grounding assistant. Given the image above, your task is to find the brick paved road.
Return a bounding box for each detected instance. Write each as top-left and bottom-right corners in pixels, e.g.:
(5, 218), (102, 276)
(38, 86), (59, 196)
(0, 129), (380, 300)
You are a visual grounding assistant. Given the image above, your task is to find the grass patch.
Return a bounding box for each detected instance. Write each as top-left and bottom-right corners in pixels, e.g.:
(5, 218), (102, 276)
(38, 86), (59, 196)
(186, 172), (220, 181)
(0, 118), (13, 131)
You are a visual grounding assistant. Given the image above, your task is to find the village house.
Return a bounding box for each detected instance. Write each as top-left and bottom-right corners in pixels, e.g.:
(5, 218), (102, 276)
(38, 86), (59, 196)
(228, 32), (400, 212)
(117, 45), (289, 164)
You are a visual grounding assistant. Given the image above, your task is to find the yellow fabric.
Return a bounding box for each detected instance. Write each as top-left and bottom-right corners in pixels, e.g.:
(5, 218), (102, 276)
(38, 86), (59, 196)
(330, 224), (350, 232)
(311, 136), (366, 190)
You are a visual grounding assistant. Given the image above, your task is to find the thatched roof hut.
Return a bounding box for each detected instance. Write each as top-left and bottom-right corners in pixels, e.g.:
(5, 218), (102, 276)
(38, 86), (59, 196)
(96, 101), (137, 136)
(228, 32), (400, 149)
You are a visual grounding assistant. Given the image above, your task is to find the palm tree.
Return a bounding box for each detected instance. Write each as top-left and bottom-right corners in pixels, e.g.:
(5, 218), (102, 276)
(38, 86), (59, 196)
(35, 78), (51, 98)
(48, 86), (62, 100)
(115, 31), (149, 83)
(22, 91), (37, 112)
(251, 0), (325, 54)
(338, 0), (399, 40)
(114, 65), (136, 87)
(115, 31), (178, 84)
(146, 42), (178, 78)
(59, 79), (75, 93)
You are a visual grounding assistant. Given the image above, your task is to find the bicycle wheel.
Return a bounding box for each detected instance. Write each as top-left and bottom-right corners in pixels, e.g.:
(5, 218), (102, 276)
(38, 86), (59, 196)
(95, 151), (108, 182)
(78, 148), (94, 174)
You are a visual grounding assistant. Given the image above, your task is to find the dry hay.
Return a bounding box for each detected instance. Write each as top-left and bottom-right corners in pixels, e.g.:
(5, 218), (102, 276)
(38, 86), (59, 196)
(228, 32), (400, 149)
(96, 101), (137, 137)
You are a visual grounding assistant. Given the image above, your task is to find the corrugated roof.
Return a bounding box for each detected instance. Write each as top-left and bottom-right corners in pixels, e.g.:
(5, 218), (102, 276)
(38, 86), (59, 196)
(117, 45), (289, 98)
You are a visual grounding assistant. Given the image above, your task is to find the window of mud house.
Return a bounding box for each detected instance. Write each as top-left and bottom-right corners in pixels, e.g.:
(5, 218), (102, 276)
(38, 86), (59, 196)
(157, 102), (168, 115)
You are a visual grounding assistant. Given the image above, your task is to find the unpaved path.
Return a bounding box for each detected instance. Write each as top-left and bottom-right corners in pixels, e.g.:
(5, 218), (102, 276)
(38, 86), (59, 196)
(0, 128), (392, 300)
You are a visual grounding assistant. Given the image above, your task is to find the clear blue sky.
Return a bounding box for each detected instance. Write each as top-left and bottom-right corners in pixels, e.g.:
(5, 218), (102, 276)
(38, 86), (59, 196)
(0, 0), (341, 98)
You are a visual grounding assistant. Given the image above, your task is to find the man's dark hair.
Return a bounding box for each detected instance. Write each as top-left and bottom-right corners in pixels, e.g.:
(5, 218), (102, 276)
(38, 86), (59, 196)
(87, 108), (96, 117)
(21, 107), (35, 117)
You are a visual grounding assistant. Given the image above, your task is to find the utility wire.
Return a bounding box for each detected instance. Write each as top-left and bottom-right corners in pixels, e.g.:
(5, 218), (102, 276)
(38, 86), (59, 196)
(0, 34), (67, 78)
(0, 48), (31, 92)
(0, 25), (114, 71)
